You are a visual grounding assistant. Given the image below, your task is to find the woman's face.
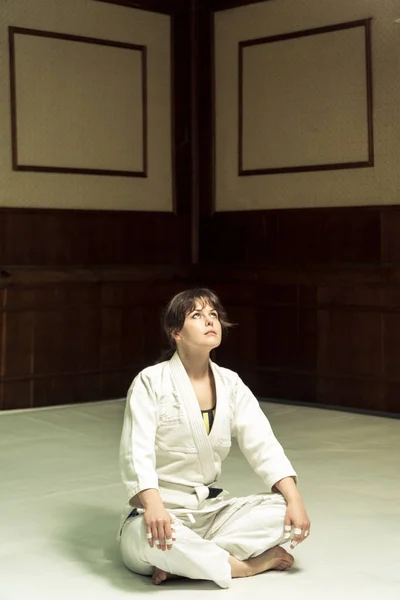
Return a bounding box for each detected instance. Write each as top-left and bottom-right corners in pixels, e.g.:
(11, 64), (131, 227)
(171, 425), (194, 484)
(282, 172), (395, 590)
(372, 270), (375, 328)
(174, 300), (222, 351)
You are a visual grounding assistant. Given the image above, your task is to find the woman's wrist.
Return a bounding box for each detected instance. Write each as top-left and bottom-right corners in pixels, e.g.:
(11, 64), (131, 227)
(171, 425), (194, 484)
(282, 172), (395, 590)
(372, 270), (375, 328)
(274, 476), (302, 503)
(286, 494), (304, 505)
(138, 488), (163, 509)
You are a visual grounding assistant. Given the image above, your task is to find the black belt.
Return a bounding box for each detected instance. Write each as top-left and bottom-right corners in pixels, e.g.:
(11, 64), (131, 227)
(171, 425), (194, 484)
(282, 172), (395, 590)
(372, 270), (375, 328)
(124, 488), (222, 524)
(120, 508), (139, 535)
(208, 487), (223, 499)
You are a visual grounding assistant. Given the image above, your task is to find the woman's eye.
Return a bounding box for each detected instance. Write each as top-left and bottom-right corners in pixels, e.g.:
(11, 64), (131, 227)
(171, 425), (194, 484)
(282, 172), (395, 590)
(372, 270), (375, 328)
(192, 312), (201, 318)
(210, 312), (218, 318)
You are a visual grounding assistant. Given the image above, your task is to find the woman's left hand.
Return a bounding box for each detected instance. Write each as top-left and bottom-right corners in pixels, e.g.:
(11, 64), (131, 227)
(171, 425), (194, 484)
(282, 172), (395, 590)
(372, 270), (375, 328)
(284, 500), (311, 549)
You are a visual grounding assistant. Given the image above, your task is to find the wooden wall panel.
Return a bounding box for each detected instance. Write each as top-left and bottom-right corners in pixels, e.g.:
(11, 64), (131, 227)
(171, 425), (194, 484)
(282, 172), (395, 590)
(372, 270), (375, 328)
(384, 383), (400, 414)
(100, 308), (124, 370)
(0, 291), (4, 411)
(35, 308), (102, 374)
(258, 283), (297, 305)
(298, 308), (318, 372)
(256, 370), (317, 405)
(0, 209), (190, 266)
(382, 314), (400, 379)
(201, 208), (382, 266)
(381, 209), (400, 263)
(299, 285), (317, 305)
(199, 205), (400, 415)
(2, 308), (34, 378)
(101, 369), (139, 401)
(275, 209), (381, 264)
(318, 284), (382, 307)
(381, 285), (400, 308)
(201, 207), (392, 269)
(317, 378), (384, 412)
(200, 211), (270, 264)
(1, 380), (32, 411)
(34, 373), (103, 409)
(256, 307), (298, 369)
(0, 269), (192, 410)
(216, 304), (258, 368)
(318, 310), (382, 378)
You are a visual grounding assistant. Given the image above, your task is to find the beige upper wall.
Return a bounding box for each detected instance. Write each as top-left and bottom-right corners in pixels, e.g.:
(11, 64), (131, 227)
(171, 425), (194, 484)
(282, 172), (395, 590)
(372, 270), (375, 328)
(0, 0), (172, 211)
(215, 0), (400, 211)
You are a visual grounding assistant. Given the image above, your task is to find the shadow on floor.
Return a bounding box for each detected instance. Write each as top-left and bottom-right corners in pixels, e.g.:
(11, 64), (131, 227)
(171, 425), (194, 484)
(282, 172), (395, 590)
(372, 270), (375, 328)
(58, 503), (219, 593)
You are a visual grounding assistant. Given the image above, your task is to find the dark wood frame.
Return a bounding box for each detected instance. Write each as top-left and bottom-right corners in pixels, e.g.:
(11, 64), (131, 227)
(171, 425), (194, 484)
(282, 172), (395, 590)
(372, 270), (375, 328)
(238, 19), (374, 176)
(94, 0), (272, 12)
(212, 1), (274, 9)
(8, 26), (148, 178)
(93, 0), (187, 14)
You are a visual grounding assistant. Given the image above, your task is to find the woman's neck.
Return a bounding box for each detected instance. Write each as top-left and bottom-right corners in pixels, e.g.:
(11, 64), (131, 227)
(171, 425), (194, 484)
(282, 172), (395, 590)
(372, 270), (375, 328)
(177, 347), (210, 380)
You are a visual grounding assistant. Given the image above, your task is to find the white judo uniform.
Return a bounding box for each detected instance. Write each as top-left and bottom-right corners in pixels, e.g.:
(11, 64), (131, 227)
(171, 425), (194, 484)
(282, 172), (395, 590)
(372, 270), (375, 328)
(119, 352), (297, 588)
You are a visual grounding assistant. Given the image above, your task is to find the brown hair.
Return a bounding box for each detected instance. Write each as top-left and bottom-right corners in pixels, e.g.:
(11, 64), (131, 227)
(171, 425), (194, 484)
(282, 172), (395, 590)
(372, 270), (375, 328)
(160, 288), (234, 360)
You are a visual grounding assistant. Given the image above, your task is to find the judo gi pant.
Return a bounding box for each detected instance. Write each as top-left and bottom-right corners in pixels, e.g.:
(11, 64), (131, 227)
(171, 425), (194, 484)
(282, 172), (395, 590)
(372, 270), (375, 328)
(119, 493), (288, 589)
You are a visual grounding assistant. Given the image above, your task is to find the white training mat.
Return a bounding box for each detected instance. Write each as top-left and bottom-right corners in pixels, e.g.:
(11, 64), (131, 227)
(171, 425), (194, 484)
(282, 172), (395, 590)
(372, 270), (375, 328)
(1, 399), (399, 600)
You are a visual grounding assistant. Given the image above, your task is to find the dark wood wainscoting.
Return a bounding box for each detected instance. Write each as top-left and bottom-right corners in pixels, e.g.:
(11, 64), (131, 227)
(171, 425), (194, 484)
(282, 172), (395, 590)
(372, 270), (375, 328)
(199, 206), (400, 415)
(0, 207), (192, 410)
(0, 266), (193, 410)
(0, 208), (190, 266)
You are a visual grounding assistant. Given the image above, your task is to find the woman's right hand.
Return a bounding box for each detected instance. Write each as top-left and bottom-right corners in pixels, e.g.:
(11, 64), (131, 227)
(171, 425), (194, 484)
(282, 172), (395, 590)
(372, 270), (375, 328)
(144, 504), (175, 551)
(139, 489), (176, 551)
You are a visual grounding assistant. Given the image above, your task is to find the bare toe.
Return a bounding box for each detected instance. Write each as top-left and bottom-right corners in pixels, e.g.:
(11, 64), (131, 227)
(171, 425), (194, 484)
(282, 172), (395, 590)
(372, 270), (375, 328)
(152, 568), (168, 585)
(275, 557), (294, 571)
(274, 549), (294, 571)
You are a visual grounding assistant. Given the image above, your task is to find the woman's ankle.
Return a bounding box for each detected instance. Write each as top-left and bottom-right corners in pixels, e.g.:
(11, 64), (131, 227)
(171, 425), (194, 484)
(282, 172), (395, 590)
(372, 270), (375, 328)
(228, 555), (252, 578)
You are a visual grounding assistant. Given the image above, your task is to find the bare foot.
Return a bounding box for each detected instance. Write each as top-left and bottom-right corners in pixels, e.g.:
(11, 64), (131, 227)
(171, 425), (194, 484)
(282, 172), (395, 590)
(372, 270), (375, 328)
(245, 546), (294, 577)
(152, 567), (180, 585)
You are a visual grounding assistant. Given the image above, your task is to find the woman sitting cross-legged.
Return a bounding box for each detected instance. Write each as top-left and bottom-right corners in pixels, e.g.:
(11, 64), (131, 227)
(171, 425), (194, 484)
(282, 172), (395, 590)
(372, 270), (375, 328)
(118, 288), (310, 588)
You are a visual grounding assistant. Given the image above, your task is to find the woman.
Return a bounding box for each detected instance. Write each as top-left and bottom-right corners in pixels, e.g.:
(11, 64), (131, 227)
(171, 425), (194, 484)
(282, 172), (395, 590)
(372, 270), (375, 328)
(119, 288), (310, 588)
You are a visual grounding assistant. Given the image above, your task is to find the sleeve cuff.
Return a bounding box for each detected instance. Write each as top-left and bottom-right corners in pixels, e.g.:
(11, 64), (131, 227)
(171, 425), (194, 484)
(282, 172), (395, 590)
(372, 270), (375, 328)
(128, 480), (159, 499)
(268, 470), (298, 491)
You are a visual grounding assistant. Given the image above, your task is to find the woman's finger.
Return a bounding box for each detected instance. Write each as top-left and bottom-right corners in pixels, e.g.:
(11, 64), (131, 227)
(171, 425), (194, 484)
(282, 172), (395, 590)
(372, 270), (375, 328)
(304, 521), (311, 540)
(171, 523), (176, 542)
(283, 523), (292, 541)
(145, 522), (154, 548)
(151, 521), (160, 549)
(290, 524), (305, 549)
(164, 521), (173, 550)
(156, 519), (167, 551)
(283, 511), (292, 541)
(170, 518), (177, 542)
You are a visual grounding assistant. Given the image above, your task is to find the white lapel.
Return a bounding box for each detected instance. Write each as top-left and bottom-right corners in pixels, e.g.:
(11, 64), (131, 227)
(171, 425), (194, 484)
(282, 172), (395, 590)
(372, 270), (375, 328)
(208, 360), (229, 445)
(169, 352), (217, 484)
